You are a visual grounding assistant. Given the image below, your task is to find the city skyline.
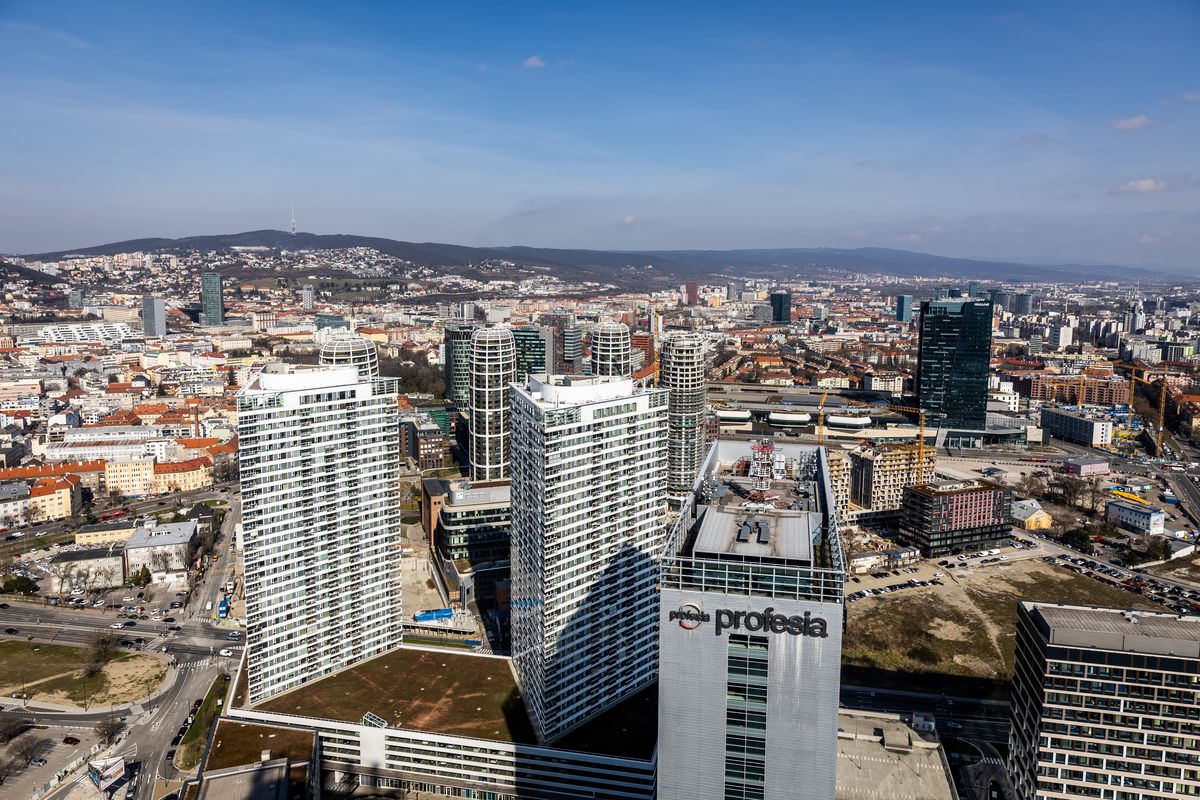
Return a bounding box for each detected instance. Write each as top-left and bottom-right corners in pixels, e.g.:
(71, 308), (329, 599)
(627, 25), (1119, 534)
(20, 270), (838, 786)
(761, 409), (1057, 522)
(1, 2), (1198, 268)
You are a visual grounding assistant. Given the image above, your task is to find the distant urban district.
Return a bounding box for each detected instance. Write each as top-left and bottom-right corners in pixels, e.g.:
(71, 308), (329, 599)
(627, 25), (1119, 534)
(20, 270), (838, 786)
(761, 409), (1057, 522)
(0, 232), (1198, 800)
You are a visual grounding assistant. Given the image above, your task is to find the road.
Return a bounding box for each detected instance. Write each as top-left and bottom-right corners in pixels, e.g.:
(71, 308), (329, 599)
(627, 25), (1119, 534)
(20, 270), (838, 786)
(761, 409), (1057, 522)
(1, 495), (242, 800)
(840, 685), (1010, 743)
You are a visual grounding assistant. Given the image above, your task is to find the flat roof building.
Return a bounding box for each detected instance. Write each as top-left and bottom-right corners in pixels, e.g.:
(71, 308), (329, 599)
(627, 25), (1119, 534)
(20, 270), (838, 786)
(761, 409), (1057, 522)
(899, 479), (1012, 557)
(1009, 602), (1200, 800)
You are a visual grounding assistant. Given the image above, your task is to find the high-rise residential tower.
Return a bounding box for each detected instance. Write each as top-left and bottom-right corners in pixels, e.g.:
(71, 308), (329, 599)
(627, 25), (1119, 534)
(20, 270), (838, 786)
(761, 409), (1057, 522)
(238, 364), (402, 704)
(987, 289), (1010, 313)
(301, 284), (315, 311)
(1013, 293), (1034, 316)
(895, 294), (914, 322)
(590, 321), (632, 377)
(442, 322), (477, 409)
(1008, 602), (1200, 800)
(142, 296), (166, 338)
(769, 290), (791, 324)
(660, 332), (709, 503)
(658, 438), (846, 800)
(916, 299), (993, 429)
(469, 327), (516, 482)
(510, 374), (668, 742)
(200, 273), (224, 327)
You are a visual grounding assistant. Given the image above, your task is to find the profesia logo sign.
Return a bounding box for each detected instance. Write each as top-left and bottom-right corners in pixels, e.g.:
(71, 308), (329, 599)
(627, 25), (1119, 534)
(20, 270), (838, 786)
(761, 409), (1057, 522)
(669, 604), (829, 638)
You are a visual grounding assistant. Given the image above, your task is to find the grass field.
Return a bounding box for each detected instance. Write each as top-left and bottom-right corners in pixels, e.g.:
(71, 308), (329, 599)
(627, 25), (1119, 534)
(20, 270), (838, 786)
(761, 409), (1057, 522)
(0, 640), (165, 708)
(843, 559), (1160, 687)
(257, 648), (534, 743)
(205, 721), (314, 771)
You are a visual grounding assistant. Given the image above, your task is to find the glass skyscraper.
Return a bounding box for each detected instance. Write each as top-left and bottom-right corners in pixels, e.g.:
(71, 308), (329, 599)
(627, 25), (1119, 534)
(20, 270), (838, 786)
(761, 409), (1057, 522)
(769, 290), (791, 324)
(200, 272), (224, 326)
(895, 294), (914, 322)
(916, 299), (993, 429)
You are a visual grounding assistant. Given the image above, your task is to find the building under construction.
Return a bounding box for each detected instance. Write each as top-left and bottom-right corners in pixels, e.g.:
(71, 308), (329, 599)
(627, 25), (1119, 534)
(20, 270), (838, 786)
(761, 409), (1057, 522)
(822, 441), (936, 524)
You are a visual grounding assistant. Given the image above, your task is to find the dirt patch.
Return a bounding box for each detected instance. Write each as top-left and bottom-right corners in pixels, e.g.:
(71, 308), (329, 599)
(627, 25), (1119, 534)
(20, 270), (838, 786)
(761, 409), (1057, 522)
(0, 641), (166, 710)
(844, 558), (1160, 682)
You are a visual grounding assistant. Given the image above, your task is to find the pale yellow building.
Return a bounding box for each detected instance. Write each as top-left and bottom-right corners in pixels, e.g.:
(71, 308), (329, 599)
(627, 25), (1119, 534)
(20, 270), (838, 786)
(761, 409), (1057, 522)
(104, 457), (155, 498)
(28, 475), (82, 522)
(152, 456), (213, 494)
(75, 520), (137, 547)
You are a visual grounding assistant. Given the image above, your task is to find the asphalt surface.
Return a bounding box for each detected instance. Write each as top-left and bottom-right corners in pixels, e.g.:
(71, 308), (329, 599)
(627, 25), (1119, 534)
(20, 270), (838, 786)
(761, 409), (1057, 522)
(1, 495), (242, 800)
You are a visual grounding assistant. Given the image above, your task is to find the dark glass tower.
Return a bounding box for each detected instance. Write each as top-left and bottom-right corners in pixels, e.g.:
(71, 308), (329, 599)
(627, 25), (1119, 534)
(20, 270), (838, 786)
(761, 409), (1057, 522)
(769, 290), (791, 323)
(513, 324), (553, 380)
(895, 294), (913, 322)
(200, 273), (224, 327)
(916, 299), (993, 429)
(443, 322), (477, 409)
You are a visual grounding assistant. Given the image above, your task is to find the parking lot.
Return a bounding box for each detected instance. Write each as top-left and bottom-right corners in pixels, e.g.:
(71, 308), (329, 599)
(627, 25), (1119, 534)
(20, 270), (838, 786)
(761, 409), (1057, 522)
(846, 540), (1042, 604)
(0, 724), (99, 800)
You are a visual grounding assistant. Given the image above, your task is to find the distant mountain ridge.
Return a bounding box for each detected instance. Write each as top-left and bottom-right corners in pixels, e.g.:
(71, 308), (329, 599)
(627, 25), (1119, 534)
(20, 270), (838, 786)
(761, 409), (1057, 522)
(20, 230), (1182, 282)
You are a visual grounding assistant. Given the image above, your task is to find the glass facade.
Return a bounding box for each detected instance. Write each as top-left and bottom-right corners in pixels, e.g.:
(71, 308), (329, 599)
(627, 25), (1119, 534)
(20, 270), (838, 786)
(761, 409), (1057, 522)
(725, 634), (769, 800)
(200, 272), (223, 327)
(916, 299), (993, 429)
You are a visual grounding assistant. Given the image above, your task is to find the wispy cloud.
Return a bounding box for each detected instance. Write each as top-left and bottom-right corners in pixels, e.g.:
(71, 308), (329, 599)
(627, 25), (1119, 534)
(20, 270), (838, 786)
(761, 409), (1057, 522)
(842, 229), (868, 239)
(0, 20), (94, 49)
(522, 55), (546, 69)
(1109, 178), (1168, 194)
(1110, 114), (1151, 130)
(1183, 91), (1200, 102)
(897, 232), (922, 242)
(621, 214), (636, 225)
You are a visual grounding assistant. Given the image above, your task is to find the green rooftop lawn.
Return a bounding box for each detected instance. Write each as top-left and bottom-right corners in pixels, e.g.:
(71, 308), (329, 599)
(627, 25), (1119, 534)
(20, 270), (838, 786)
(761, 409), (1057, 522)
(205, 720), (315, 772)
(256, 647), (535, 743)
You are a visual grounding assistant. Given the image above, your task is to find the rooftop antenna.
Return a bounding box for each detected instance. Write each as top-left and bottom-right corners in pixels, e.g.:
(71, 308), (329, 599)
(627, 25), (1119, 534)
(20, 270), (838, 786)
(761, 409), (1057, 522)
(290, 202), (296, 236)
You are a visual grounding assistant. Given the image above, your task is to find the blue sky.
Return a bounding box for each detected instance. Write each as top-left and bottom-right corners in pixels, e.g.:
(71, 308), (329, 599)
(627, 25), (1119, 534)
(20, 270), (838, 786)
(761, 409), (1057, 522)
(1, 1), (1198, 268)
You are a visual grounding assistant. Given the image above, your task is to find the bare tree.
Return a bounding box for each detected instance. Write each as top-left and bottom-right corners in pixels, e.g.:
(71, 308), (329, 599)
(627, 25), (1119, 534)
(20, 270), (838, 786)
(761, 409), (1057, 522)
(10, 734), (49, 765)
(94, 717), (123, 744)
(1017, 474), (1046, 498)
(1086, 477), (1105, 514)
(45, 561), (77, 601)
(0, 758), (22, 786)
(0, 715), (26, 744)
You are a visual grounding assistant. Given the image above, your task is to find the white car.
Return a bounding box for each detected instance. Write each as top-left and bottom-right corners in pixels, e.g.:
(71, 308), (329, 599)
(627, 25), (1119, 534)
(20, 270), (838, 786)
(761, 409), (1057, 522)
(933, 572), (946, 578)
(218, 648), (235, 657)
(110, 623), (124, 629)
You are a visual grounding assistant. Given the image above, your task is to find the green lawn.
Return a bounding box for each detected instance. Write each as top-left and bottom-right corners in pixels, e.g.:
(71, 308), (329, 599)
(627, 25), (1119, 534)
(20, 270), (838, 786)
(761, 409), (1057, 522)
(257, 647), (534, 743)
(205, 720), (314, 771)
(176, 676), (227, 771)
(0, 640), (95, 684)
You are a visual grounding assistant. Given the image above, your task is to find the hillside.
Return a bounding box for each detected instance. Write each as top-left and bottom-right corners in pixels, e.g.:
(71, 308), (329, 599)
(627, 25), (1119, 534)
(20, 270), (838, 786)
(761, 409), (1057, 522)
(22, 231), (1176, 282)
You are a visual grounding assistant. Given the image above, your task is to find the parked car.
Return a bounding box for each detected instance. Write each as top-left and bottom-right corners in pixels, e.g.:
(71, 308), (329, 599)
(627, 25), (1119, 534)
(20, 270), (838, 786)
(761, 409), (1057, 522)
(63, 736), (80, 745)
(219, 648), (234, 657)
(31, 757), (47, 766)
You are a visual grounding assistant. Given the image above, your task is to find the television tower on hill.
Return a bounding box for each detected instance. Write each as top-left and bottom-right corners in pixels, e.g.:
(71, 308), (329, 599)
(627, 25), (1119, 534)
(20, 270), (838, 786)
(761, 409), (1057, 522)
(290, 202), (296, 236)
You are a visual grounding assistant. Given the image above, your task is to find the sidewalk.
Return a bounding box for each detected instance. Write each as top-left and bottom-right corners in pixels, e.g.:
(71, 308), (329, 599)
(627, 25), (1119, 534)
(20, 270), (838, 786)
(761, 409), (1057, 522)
(20, 657), (179, 718)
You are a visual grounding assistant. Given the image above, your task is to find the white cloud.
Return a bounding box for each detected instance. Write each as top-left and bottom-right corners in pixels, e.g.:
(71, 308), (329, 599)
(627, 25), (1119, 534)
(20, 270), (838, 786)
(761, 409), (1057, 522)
(1182, 91), (1200, 102)
(1110, 114), (1151, 130)
(621, 214), (636, 225)
(522, 55), (546, 69)
(897, 233), (922, 242)
(1109, 178), (1168, 194)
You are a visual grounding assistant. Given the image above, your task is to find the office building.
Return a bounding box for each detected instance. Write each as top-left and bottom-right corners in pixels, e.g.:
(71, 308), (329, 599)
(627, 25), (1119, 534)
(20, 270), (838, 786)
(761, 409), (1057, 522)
(300, 284), (315, 310)
(631, 331), (654, 372)
(916, 299), (993, 429)
(727, 282), (739, 301)
(590, 320), (632, 377)
(201, 273), (224, 327)
(660, 332), (709, 503)
(988, 289), (1010, 313)
(1047, 325), (1073, 351)
(1008, 602), (1200, 800)
(898, 479), (1012, 556)
(442, 322), (476, 409)
(319, 332), (380, 379)
(895, 295), (914, 322)
(142, 296), (166, 338)
(400, 415), (444, 471)
(510, 374), (668, 742)
(658, 438), (846, 800)
(237, 364), (402, 704)
(967, 281), (982, 297)
(1013, 293), (1034, 315)
(314, 313), (347, 330)
(540, 311), (584, 374)
(512, 324), (553, 380)
(685, 281), (700, 306)
(1039, 408), (1113, 447)
(469, 327), (516, 482)
(769, 290), (791, 323)
(1104, 499), (1165, 535)
(1062, 456), (1110, 477)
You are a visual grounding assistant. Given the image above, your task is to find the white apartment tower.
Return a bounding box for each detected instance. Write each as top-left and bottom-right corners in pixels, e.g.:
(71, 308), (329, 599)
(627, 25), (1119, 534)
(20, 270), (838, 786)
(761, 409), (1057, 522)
(238, 364), (402, 705)
(510, 374), (668, 742)
(469, 327), (517, 481)
(319, 331), (380, 379)
(590, 321), (632, 377)
(659, 332), (709, 503)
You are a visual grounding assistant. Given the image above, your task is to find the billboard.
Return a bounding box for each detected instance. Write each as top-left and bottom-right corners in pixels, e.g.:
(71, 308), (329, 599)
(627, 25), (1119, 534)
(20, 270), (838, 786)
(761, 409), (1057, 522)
(88, 757), (125, 792)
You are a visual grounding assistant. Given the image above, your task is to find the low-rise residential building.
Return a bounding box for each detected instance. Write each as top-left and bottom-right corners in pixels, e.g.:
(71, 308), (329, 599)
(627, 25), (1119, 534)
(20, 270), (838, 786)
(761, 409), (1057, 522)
(899, 479), (1013, 556)
(0, 482), (31, 526)
(28, 475), (81, 522)
(1105, 499), (1165, 535)
(0, 460), (106, 492)
(105, 457), (155, 498)
(124, 520), (197, 582)
(75, 520), (138, 547)
(152, 456), (213, 493)
(1039, 407), (1113, 447)
(46, 544), (125, 593)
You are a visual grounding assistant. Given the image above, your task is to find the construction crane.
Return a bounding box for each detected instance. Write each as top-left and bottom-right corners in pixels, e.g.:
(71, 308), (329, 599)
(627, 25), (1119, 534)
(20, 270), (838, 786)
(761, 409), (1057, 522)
(885, 404), (946, 471)
(815, 389), (831, 447)
(1124, 365), (1177, 458)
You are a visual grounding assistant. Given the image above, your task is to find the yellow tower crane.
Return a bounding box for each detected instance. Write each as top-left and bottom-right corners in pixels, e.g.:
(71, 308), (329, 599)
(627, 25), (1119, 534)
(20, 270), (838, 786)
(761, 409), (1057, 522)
(885, 404), (947, 472)
(815, 389), (831, 447)
(1125, 366), (1178, 457)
